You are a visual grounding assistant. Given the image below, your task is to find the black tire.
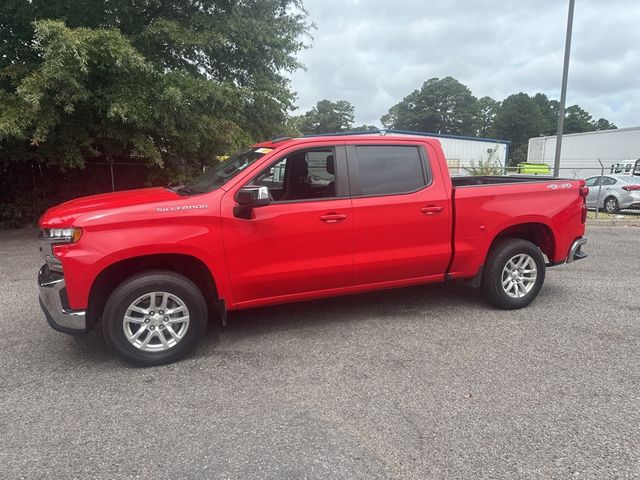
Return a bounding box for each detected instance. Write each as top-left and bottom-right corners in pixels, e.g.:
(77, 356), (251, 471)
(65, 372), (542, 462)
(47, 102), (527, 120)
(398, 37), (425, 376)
(102, 271), (207, 366)
(603, 196), (620, 214)
(481, 238), (546, 310)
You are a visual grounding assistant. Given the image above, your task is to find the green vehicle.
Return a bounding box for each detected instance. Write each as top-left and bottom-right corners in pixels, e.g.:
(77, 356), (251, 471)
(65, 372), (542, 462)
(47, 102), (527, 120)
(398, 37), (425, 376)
(517, 162), (551, 175)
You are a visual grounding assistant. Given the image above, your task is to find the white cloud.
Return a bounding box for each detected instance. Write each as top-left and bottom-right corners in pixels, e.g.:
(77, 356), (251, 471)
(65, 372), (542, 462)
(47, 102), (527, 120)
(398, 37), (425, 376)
(290, 0), (640, 128)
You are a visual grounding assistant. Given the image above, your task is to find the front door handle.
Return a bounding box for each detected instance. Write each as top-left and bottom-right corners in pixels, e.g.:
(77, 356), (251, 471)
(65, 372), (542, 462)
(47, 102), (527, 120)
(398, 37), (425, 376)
(420, 206), (444, 215)
(319, 213), (347, 223)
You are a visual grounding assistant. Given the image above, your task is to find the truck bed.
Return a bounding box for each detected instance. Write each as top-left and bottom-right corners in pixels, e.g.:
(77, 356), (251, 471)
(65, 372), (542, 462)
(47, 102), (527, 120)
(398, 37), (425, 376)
(448, 175), (585, 280)
(452, 175), (558, 187)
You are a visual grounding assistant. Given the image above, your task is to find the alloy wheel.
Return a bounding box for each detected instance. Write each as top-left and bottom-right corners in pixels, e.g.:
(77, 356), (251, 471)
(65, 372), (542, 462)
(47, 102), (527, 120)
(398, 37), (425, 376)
(501, 254), (538, 298)
(122, 291), (190, 352)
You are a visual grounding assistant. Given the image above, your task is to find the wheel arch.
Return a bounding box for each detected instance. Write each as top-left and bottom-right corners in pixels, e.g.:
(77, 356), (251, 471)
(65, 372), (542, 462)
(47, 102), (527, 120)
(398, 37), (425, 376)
(487, 221), (556, 263)
(86, 254), (219, 328)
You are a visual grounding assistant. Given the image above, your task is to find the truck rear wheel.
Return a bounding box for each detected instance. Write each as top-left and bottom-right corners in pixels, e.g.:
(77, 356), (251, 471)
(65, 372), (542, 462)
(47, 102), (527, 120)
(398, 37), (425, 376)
(102, 271), (207, 366)
(481, 238), (545, 310)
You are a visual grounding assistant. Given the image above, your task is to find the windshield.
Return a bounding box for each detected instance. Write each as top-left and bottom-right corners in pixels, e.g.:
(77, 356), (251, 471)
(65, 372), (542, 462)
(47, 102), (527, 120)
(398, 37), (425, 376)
(178, 147), (273, 195)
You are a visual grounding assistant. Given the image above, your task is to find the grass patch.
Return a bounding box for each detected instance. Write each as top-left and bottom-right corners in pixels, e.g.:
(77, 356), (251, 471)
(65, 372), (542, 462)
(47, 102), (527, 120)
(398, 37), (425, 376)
(587, 210), (640, 220)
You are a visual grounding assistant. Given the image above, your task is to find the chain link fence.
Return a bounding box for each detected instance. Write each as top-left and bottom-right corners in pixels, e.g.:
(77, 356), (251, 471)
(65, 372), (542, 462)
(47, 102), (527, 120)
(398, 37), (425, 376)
(448, 156), (640, 179)
(449, 161), (640, 218)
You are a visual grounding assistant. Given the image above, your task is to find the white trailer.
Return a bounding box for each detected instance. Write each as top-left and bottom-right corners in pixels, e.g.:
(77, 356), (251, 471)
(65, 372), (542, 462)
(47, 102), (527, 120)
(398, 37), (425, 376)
(527, 126), (640, 177)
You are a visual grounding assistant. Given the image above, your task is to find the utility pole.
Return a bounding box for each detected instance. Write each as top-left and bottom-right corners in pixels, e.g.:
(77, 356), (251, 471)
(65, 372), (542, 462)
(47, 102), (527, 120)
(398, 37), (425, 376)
(553, 0), (576, 177)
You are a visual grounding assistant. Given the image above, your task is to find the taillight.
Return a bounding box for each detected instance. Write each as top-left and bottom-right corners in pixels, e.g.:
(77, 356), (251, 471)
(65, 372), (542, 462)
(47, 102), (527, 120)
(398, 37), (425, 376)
(579, 185), (588, 224)
(622, 185), (640, 191)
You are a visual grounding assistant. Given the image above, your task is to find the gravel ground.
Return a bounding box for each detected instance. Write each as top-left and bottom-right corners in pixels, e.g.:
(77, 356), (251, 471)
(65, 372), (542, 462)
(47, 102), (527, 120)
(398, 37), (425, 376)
(1, 226), (639, 479)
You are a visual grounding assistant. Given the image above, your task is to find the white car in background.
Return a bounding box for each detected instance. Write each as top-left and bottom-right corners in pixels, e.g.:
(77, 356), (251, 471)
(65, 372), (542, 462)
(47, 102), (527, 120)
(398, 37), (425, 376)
(584, 174), (640, 213)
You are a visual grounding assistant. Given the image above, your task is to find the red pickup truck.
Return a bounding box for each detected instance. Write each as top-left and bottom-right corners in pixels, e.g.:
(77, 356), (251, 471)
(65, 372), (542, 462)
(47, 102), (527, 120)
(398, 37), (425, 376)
(38, 134), (588, 365)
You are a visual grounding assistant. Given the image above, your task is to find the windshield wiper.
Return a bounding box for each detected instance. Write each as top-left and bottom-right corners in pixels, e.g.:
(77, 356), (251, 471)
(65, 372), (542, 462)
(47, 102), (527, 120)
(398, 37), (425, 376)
(175, 185), (199, 196)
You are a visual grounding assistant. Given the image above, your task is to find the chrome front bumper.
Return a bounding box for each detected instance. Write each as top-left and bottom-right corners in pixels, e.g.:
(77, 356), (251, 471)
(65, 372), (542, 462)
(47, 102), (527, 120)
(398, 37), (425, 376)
(566, 237), (588, 264)
(38, 264), (87, 335)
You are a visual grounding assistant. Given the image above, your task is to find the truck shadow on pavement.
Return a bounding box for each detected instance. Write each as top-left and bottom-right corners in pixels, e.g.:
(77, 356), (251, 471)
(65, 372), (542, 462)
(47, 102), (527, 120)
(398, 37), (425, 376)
(69, 282), (477, 363)
(69, 280), (567, 366)
(195, 282), (492, 356)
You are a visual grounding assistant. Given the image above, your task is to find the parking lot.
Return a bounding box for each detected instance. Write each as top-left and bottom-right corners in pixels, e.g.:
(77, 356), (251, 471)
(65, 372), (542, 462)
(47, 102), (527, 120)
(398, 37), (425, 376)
(1, 226), (639, 479)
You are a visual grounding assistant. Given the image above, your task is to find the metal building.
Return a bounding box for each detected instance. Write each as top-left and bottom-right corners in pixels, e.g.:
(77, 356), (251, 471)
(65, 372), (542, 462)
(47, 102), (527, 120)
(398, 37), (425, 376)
(527, 126), (640, 178)
(307, 129), (511, 176)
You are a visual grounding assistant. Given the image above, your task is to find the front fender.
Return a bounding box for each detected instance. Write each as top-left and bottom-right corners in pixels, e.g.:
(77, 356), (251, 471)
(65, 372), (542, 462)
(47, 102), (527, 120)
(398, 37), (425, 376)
(53, 217), (232, 310)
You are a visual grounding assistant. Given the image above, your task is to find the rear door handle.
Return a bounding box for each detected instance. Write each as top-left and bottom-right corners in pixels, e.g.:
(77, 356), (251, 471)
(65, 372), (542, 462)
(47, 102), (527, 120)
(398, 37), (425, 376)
(420, 206), (444, 215)
(319, 213), (347, 223)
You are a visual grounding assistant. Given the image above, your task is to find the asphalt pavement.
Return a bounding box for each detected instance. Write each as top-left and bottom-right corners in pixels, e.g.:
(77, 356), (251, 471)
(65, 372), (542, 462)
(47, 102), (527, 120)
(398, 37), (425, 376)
(1, 226), (639, 479)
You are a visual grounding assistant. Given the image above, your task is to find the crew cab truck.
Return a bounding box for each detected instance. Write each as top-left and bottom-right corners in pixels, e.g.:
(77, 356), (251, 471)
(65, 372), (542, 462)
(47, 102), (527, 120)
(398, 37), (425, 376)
(38, 134), (589, 366)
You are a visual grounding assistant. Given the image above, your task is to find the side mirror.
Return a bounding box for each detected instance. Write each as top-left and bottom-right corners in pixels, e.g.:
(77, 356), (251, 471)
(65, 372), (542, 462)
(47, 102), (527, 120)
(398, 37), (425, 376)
(234, 186), (271, 219)
(236, 186), (271, 206)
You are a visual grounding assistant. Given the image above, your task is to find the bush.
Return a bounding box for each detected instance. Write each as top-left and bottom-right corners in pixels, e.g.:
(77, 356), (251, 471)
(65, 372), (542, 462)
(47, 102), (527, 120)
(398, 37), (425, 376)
(466, 158), (504, 176)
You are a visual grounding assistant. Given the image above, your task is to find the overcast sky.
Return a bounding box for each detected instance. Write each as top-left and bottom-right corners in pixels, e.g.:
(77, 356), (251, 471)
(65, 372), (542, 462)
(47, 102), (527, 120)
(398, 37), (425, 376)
(289, 0), (640, 129)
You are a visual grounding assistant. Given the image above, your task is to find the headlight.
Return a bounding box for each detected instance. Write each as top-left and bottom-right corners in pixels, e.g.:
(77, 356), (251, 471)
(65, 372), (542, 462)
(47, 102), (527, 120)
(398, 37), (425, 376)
(44, 227), (82, 243)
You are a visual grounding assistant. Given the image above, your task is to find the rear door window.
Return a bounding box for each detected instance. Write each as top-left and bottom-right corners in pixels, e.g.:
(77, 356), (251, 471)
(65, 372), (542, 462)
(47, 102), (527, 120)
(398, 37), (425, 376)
(352, 146), (427, 196)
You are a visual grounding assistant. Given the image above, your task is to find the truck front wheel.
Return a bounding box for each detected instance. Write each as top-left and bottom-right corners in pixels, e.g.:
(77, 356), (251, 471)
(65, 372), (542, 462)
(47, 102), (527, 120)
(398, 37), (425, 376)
(102, 271), (208, 366)
(481, 238), (546, 309)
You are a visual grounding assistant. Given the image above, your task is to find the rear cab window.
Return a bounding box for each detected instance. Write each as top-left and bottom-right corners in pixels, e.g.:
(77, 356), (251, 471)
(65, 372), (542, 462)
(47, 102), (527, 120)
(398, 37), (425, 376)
(349, 145), (429, 196)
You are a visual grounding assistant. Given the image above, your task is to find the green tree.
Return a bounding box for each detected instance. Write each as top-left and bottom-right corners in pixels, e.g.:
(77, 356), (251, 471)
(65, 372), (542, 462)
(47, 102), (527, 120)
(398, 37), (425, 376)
(475, 96), (500, 137)
(532, 93), (559, 135)
(381, 77), (479, 135)
(563, 105), (595, 134)
(294, 100), (355, 134)
(593, 118), (617, 131)
(531, 95), (617, 135)
(0, 0), (310, 225)
(491, 93), (547, 165)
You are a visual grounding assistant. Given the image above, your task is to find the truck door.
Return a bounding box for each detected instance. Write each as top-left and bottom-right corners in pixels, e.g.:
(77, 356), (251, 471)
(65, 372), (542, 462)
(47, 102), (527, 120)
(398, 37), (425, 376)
(220, 144), (353, 305)
(346, 143), (452, 285)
